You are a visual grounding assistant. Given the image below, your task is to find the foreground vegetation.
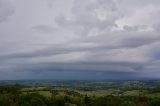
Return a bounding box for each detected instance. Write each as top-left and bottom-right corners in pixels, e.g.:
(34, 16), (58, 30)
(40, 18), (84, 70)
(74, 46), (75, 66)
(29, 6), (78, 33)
(0, 80), (160, 106)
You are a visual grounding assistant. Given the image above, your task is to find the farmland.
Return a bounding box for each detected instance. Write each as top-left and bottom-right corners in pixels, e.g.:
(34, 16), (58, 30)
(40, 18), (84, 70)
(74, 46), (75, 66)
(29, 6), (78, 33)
(1, 80), (160, 106)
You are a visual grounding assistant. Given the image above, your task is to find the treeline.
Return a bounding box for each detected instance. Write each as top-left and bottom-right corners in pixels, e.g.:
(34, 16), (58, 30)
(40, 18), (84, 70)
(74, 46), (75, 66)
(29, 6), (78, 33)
(0, 85), (160, 106)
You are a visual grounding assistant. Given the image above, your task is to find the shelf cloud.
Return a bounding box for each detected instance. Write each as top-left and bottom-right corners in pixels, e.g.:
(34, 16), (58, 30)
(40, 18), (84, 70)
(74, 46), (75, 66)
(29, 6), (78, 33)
(0, 0), (160, 80)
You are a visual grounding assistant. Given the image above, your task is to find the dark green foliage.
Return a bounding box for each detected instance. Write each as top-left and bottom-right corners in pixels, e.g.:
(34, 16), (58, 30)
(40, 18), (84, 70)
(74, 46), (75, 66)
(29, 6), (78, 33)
(149, 98), (160, 106)
(84, 95), (91, 106)
(90, 95), (122, 106)
(18, 93), (48, 106)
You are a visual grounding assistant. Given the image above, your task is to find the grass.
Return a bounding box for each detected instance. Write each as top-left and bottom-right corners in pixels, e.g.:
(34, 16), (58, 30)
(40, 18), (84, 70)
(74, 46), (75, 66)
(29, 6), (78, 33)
(77, 90), (113, 96)
(22, 91), (52, 97)
(146, 93), (160, 98)
(21, 87), (46, 91)
(123, 90), (140, 96)
(21, 87), (160, 98)
(37, 91), (52, 97)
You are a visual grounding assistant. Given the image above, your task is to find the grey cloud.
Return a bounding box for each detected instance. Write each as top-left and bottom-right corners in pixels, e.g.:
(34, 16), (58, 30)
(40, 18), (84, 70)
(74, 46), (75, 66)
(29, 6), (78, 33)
(123, 25), (140, 31)
(153, 24), (160, 31)
(45, 0), (55, 8)
(32, 24), (56, 34)
(146, 43), (160, 60)
(0, 60), (143, 80)
(0, 0), (160, 80)
(135, 60), (160, 79)
(0, 30), (159, 64)
(120, 32), (160, 48)
(0, 0), (14, 22)
(12, 61), (140, 73)
(55, 0), (120, 36)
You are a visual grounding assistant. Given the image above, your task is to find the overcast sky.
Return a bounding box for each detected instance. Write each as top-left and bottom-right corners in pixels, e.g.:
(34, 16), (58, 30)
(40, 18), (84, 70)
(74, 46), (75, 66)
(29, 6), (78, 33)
(0, 0), (160, 80)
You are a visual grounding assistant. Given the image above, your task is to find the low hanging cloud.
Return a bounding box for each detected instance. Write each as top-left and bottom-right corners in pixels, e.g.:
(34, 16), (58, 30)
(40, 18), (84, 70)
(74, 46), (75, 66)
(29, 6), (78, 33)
(0, 0), (160, 80)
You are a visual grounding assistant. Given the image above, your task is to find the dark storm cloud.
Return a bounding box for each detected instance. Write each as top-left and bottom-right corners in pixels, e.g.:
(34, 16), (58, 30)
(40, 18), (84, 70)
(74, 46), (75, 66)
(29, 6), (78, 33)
(0, 0), (160, 80)
(14, 61), (140, 72)
(4, 61), (140, 80)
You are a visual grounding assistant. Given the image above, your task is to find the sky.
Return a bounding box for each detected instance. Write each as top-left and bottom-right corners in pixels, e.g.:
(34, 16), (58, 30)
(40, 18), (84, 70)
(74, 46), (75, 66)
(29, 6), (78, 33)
(0, 0), (160, 80)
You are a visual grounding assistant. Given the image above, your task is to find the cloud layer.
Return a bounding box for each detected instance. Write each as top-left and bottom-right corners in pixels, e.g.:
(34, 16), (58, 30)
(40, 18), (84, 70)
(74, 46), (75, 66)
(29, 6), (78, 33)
(0, 0), (160, 80)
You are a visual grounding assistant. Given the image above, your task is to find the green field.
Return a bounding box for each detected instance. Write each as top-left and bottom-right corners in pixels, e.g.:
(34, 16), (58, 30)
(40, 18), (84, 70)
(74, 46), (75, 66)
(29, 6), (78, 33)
(1, 80), (160, 106)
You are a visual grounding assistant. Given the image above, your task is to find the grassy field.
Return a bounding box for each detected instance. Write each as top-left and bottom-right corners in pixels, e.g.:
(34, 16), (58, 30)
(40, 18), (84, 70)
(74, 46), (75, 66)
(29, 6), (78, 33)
(17, 80), (160, 99)
(22, 90), (52, 97)
(122, 90), (140, 96)
(21, 87), (160, 98)
(77, 90), (113, 96)
(21, 87), (46, 91)
(37, 91), (52, 97)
